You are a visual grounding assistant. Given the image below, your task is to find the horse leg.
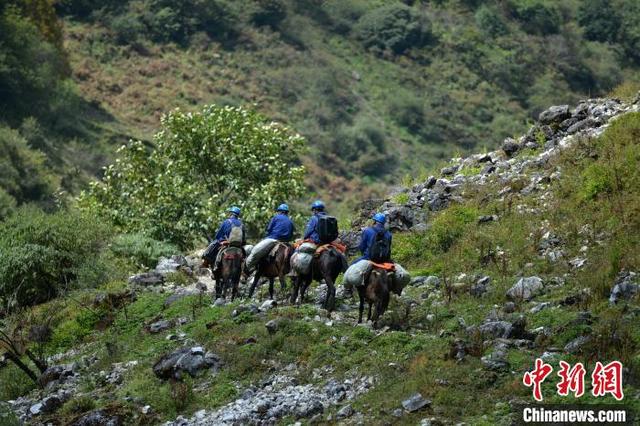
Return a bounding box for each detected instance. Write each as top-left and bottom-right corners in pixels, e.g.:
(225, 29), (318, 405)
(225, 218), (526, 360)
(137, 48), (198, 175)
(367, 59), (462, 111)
(248, 269), (261, 299)
(214, 271), (222, 299)
(357, 287), (365, 324)
(290, 276), (300, 304)
(367, 302), (373, 322)
(269, 278), (275, 301)
(323, 275), (336, 312)
(300, 276), (312, 305)
(278, 274), (287, 301)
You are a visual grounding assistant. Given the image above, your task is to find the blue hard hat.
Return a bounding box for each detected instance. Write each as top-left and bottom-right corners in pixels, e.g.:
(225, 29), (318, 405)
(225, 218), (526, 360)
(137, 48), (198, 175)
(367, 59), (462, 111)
(277, 203), (289, 212)
(227, 206), (241, 216)
(372, 213), (386, 224)
(311, 200), (325, 210)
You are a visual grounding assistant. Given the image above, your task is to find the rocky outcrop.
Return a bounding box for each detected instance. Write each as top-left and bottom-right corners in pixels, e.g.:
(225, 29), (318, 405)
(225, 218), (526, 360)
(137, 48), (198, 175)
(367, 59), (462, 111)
(343, 98), (638, 251)
(152, 347), (221, 380)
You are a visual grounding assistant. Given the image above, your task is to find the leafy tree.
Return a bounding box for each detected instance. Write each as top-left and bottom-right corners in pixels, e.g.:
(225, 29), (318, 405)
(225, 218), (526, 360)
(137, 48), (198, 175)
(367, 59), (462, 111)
(251, 0), (287, 28)
(510, 0), (561, 35)
(576, 0), (620, 43)
(80, 105), (306, 248)
(354, 3), (431, 54)
(475, 5), (508, 37)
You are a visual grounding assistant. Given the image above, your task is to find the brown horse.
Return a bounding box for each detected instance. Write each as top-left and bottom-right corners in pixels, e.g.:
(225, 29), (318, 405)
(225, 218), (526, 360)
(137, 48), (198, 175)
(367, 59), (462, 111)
(357, 267), (391, 326)
(214, 246), (243, 300)
(290, 247), (346, 311)
(247, 243), (291, 300)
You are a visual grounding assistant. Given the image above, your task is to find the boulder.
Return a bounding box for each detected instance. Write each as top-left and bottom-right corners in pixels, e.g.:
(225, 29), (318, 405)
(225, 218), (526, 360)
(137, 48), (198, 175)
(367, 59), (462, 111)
(147, 319), (173, 334)
(402, 393), (431, 412)
(501, 138), (520, 157)
(336, 404), (354, 419)
(564, 336), (592, 354)
(30, 395), (63, 416)
(152, 347), (221, 380)
(265, 319), (279, 335)
(609, 271), (638, 305)
(538, 105), (570, 124)
(506, 276), (544, 301)
(70, 410), (123, 426)
(481, 350), (509, 371)
(128, 271), (164, 286)
(155, 255), (188, 275)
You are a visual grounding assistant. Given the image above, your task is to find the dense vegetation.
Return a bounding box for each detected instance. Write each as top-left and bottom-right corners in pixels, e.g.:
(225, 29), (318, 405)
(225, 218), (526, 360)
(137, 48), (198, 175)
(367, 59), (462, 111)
(0, 0), (639, 213)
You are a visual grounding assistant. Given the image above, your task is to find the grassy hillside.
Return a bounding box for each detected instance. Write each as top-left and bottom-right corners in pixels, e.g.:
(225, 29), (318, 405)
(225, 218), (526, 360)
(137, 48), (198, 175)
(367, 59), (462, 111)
(1, 100), (638, 425)
(59, 0), (640, 204)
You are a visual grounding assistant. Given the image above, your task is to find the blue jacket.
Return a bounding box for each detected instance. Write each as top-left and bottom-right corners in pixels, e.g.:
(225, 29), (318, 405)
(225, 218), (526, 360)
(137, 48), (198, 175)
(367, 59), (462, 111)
(214, 217), (244, 243)
(265, 213), (295, 242)
(358, 223), (392, 260)
(303, 211), (327, 244)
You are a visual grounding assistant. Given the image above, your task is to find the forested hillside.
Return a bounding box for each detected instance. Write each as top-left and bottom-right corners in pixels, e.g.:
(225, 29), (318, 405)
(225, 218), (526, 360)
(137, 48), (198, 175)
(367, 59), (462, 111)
(2, 0), (640, 213)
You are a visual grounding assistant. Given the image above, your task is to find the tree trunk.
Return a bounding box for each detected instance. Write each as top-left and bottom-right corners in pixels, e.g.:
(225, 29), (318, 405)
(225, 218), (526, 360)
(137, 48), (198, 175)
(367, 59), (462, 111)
(3, 351), (40, 385)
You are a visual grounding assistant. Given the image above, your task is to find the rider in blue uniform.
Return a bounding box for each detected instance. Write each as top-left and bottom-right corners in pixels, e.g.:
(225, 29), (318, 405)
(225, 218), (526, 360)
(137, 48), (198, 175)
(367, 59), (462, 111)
(265, 204), (295, 242)
(353, 212), (392, 264)
(304, 200), (327, 244)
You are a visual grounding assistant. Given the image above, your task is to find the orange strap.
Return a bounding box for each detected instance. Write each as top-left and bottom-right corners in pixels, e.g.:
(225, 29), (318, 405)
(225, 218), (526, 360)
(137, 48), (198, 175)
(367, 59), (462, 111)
(370, 261), (395, 271)
(316, 241), (347, 255)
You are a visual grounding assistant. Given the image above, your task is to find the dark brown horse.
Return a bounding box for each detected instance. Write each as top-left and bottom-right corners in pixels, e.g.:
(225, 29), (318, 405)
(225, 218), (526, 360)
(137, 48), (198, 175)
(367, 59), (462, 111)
(357, 267), (391, 326)
(290, 247), (346, 311)
(214, 246), (243, 300)
(247, 243), (291, 300)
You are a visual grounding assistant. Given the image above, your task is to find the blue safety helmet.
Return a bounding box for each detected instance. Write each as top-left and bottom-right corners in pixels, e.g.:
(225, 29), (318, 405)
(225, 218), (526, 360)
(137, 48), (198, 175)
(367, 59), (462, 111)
(277, 203), (289, 212)
(227, 206), (241, 216)
(311, 200), (325, 210)
(372, 212), (386, 224)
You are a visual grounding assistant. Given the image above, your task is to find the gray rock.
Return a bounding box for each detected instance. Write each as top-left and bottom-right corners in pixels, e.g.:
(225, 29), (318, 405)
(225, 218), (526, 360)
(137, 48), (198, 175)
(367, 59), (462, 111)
(539, 105), (570, 124)
(564, 336), (592, 354)
(470, 276), (491, 297)
(502, 138), (520, 157)
(506, 276), (544, 301)
(441, 165), (459, 176)
(478, 215), (497, 224)
(148, 319), (173, 334)
(29, 395), (63, 416)
(336, 404), (354, 419)
(481, 351), (509, 371)
(260, 299), (277, 311)
(503, 302), (516, 313)
(265, 320), (279, 335)
(232, 304), (259, 317)
(402, 393), (431, 412)
(128, 271), (164, 286)
(155, 255), (188, 275)
(475, 321), (512, 339)
(38, 364), (74, 387)
(152, 347), (221, 380)
(425, 176), (437, 188)
(392, 408), (404, 417)
(295, 399), (324, 418)
(425, 276), (441, 288)
(529, 302), (552, 314)
(609, 271), (638, 304)
(566, 118), (597, 135)
(71, 410), (123, 426)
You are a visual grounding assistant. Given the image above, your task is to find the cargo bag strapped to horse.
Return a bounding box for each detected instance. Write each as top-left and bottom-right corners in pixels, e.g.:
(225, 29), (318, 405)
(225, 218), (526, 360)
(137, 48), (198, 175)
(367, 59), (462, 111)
(343, 260), (373, 288)
(246, 238), (277, 270)
(390, 263), (410, 295)
(228, 225), (244, 247)
(317, 216), (339, 244)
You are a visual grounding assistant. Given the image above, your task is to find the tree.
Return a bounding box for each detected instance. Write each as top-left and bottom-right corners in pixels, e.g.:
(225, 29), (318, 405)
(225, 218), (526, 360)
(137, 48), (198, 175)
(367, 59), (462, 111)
(80, 105), (306, 248)
(576, 0), (620, 43)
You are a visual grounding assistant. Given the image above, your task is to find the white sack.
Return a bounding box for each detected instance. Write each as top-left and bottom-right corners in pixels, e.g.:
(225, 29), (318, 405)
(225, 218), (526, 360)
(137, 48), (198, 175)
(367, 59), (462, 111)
(246, 238), (277, 270)
(343, 260), (373, 288)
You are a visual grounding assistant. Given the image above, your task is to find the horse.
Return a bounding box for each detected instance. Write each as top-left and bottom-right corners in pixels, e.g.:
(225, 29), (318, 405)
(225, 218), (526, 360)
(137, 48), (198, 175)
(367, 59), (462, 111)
(290, 246), (346, 311)
(213, 246), (244, 301)
(357, 267), (391, 326)
(247, 242), (291, 300)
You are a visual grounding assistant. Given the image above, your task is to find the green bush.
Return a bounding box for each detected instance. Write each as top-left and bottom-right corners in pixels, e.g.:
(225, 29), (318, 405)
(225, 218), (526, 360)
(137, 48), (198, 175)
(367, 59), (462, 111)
(389, 91), (425, 133)
(322, 0), (368, 34)
(0, 125), (57, 207)
(475, 5), (508, 37)
(354, 3), (431, 54)
(110, 233), (178, 269)
(110, 12), (147, 45)
(0, 207), (111, 309)
(576, 0), (620, 43)
(510, 0), (561, 35)
(428, 205), (478, 253)
(79, 104), (306, 248)
(251, 0), (287, 28)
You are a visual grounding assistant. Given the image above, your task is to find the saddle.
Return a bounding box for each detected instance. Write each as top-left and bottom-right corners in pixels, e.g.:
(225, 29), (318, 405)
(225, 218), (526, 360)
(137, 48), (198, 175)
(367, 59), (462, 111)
(215, 246), (243, 269)
(315, 241), (347, 256)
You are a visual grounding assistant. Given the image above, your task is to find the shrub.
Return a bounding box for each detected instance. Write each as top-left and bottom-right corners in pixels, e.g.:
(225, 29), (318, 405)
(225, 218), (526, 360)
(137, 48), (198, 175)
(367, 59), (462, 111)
(354, 3), (431, 54)
(576, 0), (620, 43)
(110, 233), (178, 269)
(475, 5), (508, 37)
(322, 0), (368, 34)
(0, 207), (111, 309)
(510, 0), (561, 35)
(79, 104), (306, 248)
(251, 0), (287, 28)
(389, 92), (425, 133)
(110, 12), (147, 45)
(428, 205), (478, 252)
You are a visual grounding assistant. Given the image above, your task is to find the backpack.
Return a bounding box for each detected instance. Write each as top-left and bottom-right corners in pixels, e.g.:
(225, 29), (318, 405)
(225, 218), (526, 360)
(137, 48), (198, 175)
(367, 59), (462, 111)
(369, 229), (391, 263)
(317, 215), (339, 244)
(228, 224), (244, 247)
